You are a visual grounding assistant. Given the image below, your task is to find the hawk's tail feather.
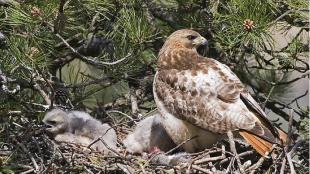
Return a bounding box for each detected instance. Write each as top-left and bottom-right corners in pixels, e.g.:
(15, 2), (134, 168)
(277, 128), (288, 145)
(239, 131), (273, 156)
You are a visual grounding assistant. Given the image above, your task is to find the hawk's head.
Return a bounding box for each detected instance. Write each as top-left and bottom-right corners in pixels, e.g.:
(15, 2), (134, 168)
(157, 29), (208, 69)
(162, 29), (208, 50)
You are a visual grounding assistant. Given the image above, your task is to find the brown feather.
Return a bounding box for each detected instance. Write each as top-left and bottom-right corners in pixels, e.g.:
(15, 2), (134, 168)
(239, 126), (288, 156)
(239, 131), (273, 156)
(277, 128), (288, 145)
(244, 122), (279, 144)
(240, 92), (279, 138)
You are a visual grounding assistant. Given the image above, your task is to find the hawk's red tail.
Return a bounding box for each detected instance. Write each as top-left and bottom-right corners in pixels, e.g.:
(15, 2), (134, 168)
(239, 131), (272, 156)
(239, 128), (287, 156)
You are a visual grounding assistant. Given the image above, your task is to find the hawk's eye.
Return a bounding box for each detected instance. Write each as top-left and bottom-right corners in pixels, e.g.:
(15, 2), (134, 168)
(186, 35), (197, 40)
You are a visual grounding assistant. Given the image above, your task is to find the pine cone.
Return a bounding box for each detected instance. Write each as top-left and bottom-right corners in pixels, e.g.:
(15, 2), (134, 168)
(54, 88), (70, 106)
(243, 19), (255, 30)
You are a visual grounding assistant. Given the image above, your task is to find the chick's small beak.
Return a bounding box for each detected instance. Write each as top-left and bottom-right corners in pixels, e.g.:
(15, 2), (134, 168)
(42, 123), (52, 130)
(193, 36), (208, 46)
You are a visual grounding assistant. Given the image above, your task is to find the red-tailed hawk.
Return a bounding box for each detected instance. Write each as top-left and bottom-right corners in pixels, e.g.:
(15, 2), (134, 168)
(153, 29), (286, 156)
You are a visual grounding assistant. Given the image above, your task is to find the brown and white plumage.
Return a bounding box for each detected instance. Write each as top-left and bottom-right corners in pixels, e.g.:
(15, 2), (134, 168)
(153, 29), (286, 156)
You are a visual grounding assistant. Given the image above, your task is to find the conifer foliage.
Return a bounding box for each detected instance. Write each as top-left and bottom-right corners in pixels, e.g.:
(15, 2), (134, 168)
(0, 0), (308, 173)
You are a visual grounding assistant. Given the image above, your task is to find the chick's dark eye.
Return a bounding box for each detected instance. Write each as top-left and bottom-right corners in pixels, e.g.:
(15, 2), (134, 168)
(47, 120), (57, 125)
(187, 35), (197, 40)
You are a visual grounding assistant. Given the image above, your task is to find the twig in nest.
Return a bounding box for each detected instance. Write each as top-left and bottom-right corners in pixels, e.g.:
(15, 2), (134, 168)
(286, 109), (294, 146)
(83, 166), (94, 174)
(286, 152), (296, 174)
(227, 131), (245, 174)
(34, 65), (55, 108)
(220, 150), (253, 164)
(191, 165), (211, 173)
(106, 110), (134, 121)
(20, 169), (35, 174)
(130, 88), (140, 118)
(13, 138), (40, 172)
(194, 145), (226, 164)
(165, 136), (197, 155)
(188, 148), (216, 156)
(280, 109), (297, 174)
(44, 135), (69, 164)
(87, 127), (121, 156)
(100, 138), (121, 156)
(209, 147), (224, 172)
(225, 155), (235, 173)
(280, 157), (287, 174)
(33, 82), (51, 106)
(116, 163), (133, 174)
(87, 127), (111, 149)
(288, 139), (305, 157)
(247, 156), (265, 174)
(83, 161), (106, 171)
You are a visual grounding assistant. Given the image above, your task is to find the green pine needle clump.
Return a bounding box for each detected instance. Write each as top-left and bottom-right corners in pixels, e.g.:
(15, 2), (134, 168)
(213, 0), (278, 50)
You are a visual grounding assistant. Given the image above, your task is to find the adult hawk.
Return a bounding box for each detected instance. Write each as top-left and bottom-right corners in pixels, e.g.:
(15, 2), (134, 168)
(153, 29), (286, 156)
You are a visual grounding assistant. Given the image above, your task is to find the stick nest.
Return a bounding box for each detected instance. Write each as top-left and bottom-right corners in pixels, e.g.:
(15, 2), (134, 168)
(0, 116), (308, 174)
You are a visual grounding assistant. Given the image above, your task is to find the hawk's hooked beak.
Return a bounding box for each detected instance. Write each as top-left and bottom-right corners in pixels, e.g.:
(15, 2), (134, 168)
(193, 36), (208, 46)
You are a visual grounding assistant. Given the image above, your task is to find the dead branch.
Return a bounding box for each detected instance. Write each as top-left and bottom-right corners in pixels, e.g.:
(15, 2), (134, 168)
(13, 138), (40, 172)
(227, 131), (245, 174)
(55, 33), (132, 68)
